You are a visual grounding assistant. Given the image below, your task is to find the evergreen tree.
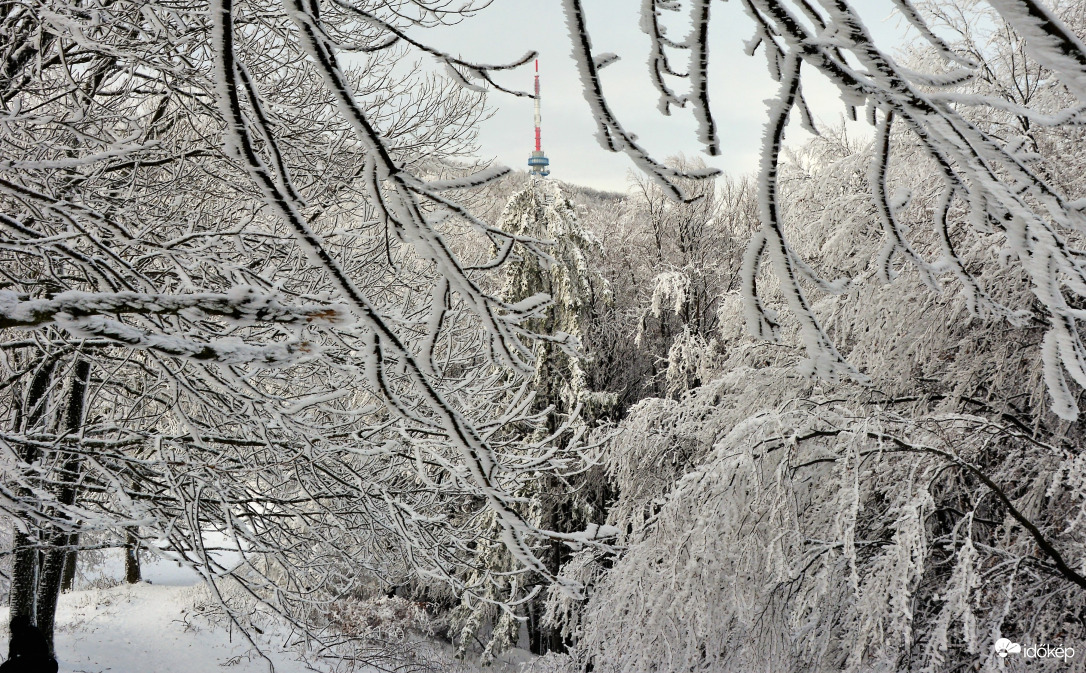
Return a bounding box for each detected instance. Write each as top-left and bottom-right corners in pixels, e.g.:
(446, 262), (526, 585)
(452, 178), (613, 658)
(499, 179), (613, 425)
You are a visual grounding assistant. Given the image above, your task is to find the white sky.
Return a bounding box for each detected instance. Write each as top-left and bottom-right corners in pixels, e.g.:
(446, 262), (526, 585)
(422, 0), (912, 192)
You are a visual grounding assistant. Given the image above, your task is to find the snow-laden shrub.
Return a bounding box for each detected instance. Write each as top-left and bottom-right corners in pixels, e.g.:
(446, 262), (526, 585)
(522, 651), (577, 673)
(327, 595), (436, 643)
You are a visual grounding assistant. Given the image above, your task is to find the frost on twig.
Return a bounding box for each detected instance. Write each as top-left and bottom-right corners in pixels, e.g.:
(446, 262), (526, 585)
(0, 289), (352, 330)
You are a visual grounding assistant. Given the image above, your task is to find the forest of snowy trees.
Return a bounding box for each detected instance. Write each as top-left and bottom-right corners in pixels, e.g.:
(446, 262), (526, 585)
(5, 0), (1086, 671)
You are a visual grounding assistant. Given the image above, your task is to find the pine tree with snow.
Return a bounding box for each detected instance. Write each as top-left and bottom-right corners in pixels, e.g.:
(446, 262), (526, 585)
(450, 178), (614, 658)
(498, 178), (613, 424)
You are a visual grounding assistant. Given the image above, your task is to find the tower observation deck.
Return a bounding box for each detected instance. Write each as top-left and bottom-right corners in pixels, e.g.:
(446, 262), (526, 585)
(528, 59), (550, 177)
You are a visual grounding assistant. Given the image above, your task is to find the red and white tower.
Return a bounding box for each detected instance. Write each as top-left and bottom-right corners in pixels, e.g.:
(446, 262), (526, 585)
(527, 59), (550, 177)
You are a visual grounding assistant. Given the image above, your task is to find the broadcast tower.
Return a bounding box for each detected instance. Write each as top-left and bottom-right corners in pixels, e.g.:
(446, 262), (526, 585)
(527, 59), (550, 177)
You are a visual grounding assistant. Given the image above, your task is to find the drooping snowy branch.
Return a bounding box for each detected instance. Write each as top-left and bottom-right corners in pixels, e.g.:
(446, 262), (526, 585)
(0, 289), (352, 330)
(560, 0), (720, 202)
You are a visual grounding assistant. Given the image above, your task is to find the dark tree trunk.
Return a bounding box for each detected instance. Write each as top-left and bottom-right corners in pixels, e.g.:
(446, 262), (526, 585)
(8, 533), (38, 627)
(59, 533), (78, 593)
(9, 356), (58, 625)
(34, 545), (66, 655)
(124, 529), (141, 584)
(527, 603), (542, 654)
(526, 475), (572, 656)
(36, 358), (91, 656)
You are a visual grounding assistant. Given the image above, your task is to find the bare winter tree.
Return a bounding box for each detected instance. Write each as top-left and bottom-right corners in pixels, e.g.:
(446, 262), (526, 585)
(629, 159), (750, 397)
(0, 0), (608, 663)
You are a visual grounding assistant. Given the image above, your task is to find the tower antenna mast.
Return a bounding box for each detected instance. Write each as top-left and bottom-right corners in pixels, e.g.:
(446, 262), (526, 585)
(528, 59), (550, 177)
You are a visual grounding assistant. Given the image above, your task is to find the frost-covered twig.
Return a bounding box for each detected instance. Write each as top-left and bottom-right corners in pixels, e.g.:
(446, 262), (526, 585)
(0, 289), (352, 330)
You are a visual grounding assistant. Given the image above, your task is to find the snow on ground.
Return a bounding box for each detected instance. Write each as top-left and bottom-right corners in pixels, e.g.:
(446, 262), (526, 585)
(0, 552), (540, 673)
(0, 581), (325, 673)
(54, 583), (317, 673)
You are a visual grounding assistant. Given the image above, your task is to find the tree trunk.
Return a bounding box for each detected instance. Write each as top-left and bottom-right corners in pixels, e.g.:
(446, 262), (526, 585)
(8, 535), (38, 628)
(527, 602), (542, 654)
(34, 544), (66, 655)
(526, 476), (571, 656)
(9, 357), (58, 626)
(124, 529), (141, 584)
(35, 358), (90, 657)
(59, 534), (78, 593)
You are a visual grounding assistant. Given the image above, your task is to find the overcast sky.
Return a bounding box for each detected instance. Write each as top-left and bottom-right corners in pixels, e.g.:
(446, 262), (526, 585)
(422, 1), (912, 192)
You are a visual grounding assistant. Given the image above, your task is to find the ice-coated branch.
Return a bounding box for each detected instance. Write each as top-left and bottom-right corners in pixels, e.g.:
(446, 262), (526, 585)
(986, 0), (1086, 101)
(689, 0), (719, 155)
(869, 111), (939, 289)
(641, 0), (688, 116)
(561, 0), (720, 202)
(890, 0), (975, 67)
(56, 316), (318, 366)
(0, 289), (353, 330)
(210, 0), (569, 582)
(751, 53), (858, 381)
(329, 0), (538, 97)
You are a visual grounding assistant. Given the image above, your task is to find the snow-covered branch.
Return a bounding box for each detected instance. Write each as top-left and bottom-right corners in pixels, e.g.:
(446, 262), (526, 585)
(0, 289), (352, 330)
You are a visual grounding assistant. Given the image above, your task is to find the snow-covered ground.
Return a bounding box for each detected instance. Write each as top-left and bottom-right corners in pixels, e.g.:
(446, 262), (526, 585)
(1, 553), (539, 673)
(51, 583), (317, 673)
